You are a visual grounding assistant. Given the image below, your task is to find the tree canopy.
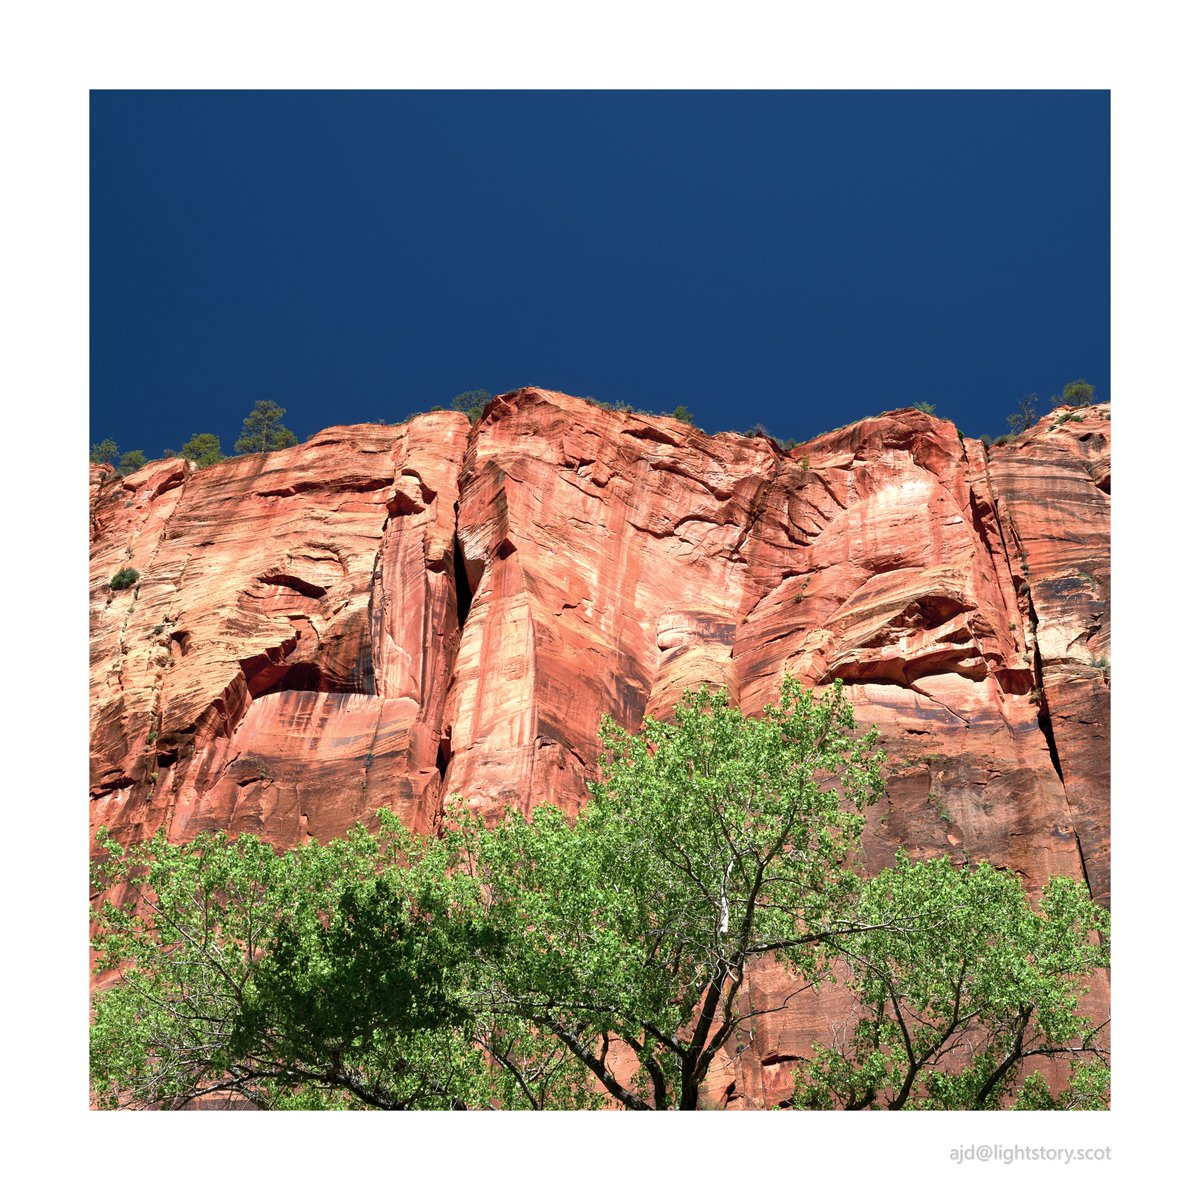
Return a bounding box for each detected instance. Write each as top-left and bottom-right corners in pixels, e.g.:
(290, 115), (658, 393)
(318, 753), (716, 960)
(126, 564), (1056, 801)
(1059, 379), (1096, 407)
(180, 432), (226, 467)
(90, 438), (119, 466)
(450, 390), (492, 423)
(234, 400), (298, 455)
(794, 853), (1109, 1110)
(90, 680), (1108, 1111)
(470, 679), (885, 1110)
(91, 817), (494, 1110)
(118, 449), (147, 475)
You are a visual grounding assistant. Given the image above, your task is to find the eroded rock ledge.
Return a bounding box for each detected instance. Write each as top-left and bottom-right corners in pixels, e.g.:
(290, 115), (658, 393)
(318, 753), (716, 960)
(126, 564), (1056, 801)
(89, 389), (1110, 1106)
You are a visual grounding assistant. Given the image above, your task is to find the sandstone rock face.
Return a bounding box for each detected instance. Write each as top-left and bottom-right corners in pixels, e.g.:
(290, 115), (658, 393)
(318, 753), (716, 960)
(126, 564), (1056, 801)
(89, 415), (468, 847)
(982, 409), (1111, 906)
(89, 390), (1110, 1107)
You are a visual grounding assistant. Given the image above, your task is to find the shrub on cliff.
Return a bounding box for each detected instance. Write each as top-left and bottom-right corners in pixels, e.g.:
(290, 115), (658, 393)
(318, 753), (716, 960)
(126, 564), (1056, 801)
(90, 681), (1109, 1110)
(108, 567), (139, 590)
(118, 449), (146, 475)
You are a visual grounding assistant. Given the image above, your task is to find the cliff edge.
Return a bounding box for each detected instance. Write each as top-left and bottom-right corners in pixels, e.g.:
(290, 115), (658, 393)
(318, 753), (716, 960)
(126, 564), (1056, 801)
(89, 389), (1110, 1105)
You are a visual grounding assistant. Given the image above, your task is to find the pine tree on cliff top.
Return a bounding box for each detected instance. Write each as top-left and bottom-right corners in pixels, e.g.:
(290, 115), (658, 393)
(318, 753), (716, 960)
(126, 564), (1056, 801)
(234, 400), (298, 455)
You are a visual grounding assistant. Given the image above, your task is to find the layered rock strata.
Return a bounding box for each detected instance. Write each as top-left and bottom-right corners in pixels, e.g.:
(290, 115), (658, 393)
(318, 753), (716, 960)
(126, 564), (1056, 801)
(89, 389), (1110, 1106)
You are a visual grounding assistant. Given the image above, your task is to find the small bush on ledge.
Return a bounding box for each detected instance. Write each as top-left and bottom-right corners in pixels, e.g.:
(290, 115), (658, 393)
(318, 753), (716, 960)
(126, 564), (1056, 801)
(109, 568), (140, 591)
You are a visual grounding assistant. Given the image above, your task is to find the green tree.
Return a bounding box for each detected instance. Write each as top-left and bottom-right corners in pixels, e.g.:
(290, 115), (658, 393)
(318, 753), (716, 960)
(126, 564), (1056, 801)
(468, 679), (887, 1109)
(90, 681), (1109, 1111)
(90, 438), (119, 465)
(234, 400), (298, 455)
(670, 404), (695, 424)
(90, 817), (495, 1110)
(793, 853), (1109, 1110)
(450, 390), (492, 423)
(1013, 1058), (1110, 1110)
(118, 449), (147, 475)
(91, 680), (887, 1110)
(913, 402), (937, 415)
(1007, 393), (1039, 434)
(180, 432), (226, 467)
(1059, 379), (1096, 407)
(1050, 379), (1096, 409)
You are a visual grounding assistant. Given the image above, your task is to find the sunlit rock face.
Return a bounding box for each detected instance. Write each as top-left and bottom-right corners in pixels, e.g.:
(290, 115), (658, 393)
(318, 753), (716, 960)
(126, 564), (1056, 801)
(89, 414), (468, 847)
(90, 390), (1110, 1107)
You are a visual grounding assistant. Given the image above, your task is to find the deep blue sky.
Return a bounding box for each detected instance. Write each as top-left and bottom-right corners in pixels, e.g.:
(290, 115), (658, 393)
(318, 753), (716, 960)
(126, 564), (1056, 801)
(91, 90), (1108, 456)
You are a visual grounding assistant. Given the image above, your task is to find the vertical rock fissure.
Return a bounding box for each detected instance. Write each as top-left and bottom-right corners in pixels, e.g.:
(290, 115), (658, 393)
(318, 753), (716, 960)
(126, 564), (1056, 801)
(1034, 673), (1064, 784)
(433, 505), (478, 803)
(364, 539), (385, 697)
(731, 456), (783, 563)
(1074, 831), (1094, 900)
(453, 518), (475, 630)
(980, 444), (1091, 896)
(1022, 564), (1094, 898)
(1023, 581), (1065, 788)
(976, 444), (1022, 599)
(966, 483), (1009, 601)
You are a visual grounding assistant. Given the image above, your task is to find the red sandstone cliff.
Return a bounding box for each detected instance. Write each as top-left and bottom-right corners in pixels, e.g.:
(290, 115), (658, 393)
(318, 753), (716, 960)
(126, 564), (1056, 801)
(89, 389), (1110, 1106)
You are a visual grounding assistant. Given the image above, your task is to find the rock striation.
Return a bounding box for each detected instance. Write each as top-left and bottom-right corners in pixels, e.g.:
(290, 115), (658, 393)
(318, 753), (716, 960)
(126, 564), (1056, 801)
(89, 389), (1110, 1106)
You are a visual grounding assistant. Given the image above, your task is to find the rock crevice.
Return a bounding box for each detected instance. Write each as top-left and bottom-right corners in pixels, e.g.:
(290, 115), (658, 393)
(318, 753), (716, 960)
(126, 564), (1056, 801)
(90, 391), (1110, 1103)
